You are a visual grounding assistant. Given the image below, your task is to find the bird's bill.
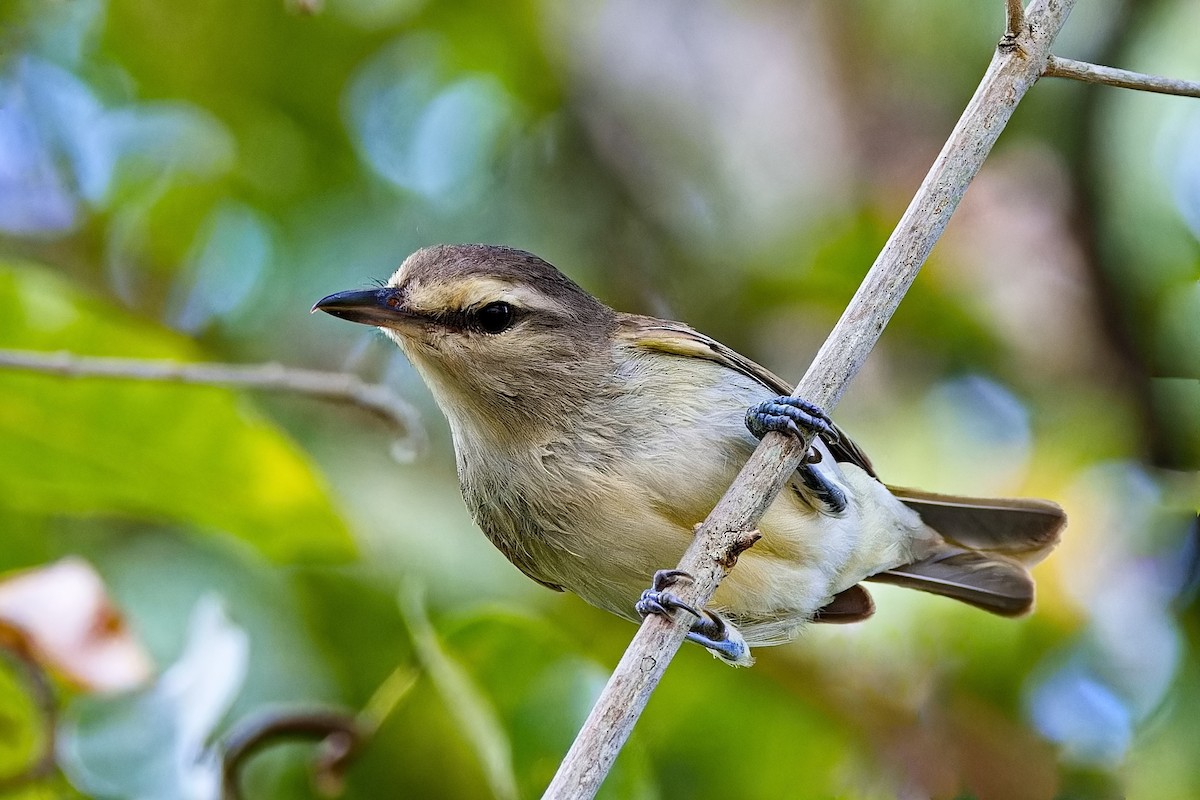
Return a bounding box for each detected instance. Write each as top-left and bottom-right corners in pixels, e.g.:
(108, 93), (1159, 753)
(311, 288), (422, 330)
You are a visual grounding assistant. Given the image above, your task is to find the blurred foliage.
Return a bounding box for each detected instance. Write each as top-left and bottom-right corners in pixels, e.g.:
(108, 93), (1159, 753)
(0, 262), (353, 565)
(1, 0), (1199, 798)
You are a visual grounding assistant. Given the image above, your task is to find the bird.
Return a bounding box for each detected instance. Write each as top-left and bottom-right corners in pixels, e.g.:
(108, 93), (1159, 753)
(313, 243), (1065, 666)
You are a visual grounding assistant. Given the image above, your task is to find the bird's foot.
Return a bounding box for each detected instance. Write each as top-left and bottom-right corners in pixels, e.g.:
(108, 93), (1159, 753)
(746, 396), (847, 514)
(635, 569), (701, 617)
(635, 570), (753, 667)
(746, 395), (834, 441)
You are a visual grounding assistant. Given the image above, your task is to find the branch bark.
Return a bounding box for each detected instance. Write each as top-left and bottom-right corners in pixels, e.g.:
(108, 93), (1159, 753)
(1043, 55), (1200, 98)
(1002, 0), (1026, 50)
(542, 1), (1078, 797)
(0, 349), (424, 446)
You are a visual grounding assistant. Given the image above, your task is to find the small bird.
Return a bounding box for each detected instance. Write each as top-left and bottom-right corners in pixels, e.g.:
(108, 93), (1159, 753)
(314, 244), (1065, 665)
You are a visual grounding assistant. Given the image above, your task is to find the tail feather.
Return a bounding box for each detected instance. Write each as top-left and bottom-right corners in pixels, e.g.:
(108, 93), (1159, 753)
(869, 489), (1067, 616)
(888, 487), (1066, 565)
(868, 547), (1034, 616)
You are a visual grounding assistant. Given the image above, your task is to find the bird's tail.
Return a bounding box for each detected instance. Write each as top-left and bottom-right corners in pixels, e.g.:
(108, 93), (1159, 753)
(865, 488), (1067, 616)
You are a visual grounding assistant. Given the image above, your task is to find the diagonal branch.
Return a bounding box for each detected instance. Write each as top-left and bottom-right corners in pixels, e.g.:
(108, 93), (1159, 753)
(0, 349), (424, 447)
(1043, 55), (1200, 98)
(542, 0), (1078, 797)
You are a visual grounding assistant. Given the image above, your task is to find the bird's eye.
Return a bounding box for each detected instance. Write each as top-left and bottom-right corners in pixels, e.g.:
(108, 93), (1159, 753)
(475, 301), (515, 334)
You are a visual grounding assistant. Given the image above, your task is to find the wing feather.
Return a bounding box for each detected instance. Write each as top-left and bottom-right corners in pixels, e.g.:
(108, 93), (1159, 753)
(621, 316), (877, 476)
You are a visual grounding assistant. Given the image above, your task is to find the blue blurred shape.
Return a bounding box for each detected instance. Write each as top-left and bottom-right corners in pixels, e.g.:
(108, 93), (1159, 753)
(101, 102), (235, 191)
(344, 36), (517, 206)
(58, 595), (249, 800)
(168, 203), (273, 333)
(924, 374), (1032, 491)
(0, 55), (235, 241)
(1169, 108), (1200, 240)
(929, 374), (1030, 448)
(1028, 659), (1132, 765)
(0, 58), (98, 235)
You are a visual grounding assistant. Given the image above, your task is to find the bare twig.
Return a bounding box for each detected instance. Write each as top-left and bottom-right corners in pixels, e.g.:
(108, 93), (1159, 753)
(220, 709), (364, 799)
(1044, 55), (1200, 98)
(1001, 0), (1026, 52)
(0, 350), (424, 447)
(0, 640), (58, 790)
(541, 1), (1078, 797)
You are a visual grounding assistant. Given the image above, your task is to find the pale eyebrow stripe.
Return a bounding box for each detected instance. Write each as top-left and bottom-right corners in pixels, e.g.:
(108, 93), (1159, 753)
(408, 277), (572, 316)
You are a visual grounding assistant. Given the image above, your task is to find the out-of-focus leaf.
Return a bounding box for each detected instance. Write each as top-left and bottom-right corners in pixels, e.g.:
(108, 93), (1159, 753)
(343, 35), (520, 207)
(638, 648), (854, 799)
(0, 260), (354, 562)
(166, 201), (273, 334)
(0, 558), (152, 692)
(398, 587), (518, 800)
(0, 647), (44, 791)
(442, 608), (658, 800)
(291, 568), (417, 705)
(58, 595), (248, 800)
(1151, 379), (1200, 470)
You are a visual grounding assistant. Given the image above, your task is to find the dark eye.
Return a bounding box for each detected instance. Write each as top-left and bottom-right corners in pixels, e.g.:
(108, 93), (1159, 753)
(475, 301), (515, 334)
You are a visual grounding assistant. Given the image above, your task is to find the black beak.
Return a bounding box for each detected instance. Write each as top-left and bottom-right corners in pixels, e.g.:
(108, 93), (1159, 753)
(311, 288), (416, 328)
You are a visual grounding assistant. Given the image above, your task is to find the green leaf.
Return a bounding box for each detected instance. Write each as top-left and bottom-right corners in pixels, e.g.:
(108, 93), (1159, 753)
(441, 608), (659, 800)
(0, 651), (45, 791)
(399, 588), (519, 800)
(0, 260), (353, 562)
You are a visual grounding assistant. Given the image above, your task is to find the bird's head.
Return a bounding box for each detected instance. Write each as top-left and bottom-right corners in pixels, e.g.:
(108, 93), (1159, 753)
(313, 244), (618, 433)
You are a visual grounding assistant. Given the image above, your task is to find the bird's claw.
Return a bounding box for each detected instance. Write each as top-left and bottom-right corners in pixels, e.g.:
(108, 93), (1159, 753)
(635, 569), (753, 666)
(635, 569), (701, 619)
(746, 395), (834, 441)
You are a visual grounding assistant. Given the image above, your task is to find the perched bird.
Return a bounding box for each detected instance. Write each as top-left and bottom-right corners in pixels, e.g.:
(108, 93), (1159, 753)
(314, 244), (1065, 665)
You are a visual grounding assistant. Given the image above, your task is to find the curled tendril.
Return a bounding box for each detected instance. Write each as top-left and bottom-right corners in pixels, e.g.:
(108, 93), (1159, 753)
(220, 709), (365, 800)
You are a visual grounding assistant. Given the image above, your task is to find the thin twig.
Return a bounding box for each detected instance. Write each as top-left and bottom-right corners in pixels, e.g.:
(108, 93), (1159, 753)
(541, 0), (1077, 797)
(1044, 55), (1200, 98)
(220, 709), (364, 800)
(0, 349), (424, 447)
(1001, 0), (1026, 52)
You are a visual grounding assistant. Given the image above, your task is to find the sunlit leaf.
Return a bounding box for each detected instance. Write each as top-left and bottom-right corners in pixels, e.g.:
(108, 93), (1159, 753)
(0, 260), (354, 562)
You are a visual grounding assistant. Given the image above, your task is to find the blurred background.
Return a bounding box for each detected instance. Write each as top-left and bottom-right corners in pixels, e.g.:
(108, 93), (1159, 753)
(1, 0), (1198, 798)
